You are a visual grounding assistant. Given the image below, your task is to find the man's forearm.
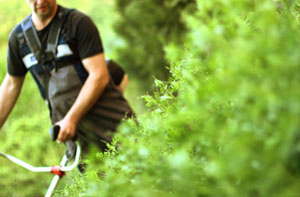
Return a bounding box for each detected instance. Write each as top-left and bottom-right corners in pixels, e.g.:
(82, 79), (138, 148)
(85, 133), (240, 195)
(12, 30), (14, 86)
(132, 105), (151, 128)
(64, 53), (109, 124)
(55, 53), (109, 142)
(64, 71), (109, 125)
(0, 74), (25, 129)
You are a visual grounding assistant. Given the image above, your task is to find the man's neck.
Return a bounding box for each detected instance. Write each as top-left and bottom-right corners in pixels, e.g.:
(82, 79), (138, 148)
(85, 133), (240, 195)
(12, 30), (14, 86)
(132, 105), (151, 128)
(31, 5), (58, 31)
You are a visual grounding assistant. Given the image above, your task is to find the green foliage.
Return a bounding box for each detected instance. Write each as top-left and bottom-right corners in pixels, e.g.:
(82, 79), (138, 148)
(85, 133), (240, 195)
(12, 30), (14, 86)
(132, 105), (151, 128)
(52, 170), (87, 196)
(0, 0), (29, 48)
(113, 0), (196, 92)
(60, 0), (300, 196)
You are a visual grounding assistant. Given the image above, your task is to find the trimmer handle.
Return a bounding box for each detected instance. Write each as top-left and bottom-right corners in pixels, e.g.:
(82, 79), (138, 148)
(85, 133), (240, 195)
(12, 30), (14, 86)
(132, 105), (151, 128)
(49, 125), (77, 160)
(49, 125), (60, 141)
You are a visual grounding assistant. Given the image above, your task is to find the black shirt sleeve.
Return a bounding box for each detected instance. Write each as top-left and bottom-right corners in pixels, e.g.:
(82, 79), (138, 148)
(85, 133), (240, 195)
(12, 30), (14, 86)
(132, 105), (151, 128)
(107, 60), (125, 85)
(66, 10), (104, 60)
(7, 27), (28, 76)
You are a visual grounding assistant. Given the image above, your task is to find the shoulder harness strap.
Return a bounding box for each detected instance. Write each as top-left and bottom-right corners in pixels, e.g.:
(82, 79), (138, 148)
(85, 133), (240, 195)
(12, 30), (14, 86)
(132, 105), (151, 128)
(46, 7), (74, 58)
(21, 15), (45, 64)
(20, 7), (73, 67)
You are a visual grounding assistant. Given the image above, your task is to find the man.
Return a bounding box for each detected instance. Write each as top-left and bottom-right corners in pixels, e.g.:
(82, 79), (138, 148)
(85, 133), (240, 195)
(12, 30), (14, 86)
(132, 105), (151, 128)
(0, 0), (134, 151)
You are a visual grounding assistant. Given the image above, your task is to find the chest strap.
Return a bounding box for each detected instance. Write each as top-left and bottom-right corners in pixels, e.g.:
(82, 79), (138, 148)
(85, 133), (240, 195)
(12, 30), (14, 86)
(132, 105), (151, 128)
(21, 7), (73, 69)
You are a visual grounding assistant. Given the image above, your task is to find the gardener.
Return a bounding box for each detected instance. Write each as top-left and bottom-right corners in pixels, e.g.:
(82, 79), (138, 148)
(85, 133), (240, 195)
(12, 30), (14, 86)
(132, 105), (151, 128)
(0, 0), (134, 152)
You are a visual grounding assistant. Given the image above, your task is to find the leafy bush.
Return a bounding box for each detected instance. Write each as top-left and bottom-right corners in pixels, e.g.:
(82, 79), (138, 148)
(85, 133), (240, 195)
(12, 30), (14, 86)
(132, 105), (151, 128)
(60, 0), (300, 196)
(113, 0), (196, 92)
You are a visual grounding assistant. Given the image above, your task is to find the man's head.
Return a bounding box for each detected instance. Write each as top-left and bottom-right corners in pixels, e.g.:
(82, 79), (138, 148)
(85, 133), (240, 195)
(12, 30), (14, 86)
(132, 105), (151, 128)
(27, 0), (58, 21)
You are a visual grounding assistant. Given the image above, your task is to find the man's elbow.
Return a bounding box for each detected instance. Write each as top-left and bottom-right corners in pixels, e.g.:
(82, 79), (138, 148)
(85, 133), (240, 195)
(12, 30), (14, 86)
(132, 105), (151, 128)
(93, 70), (109, 88)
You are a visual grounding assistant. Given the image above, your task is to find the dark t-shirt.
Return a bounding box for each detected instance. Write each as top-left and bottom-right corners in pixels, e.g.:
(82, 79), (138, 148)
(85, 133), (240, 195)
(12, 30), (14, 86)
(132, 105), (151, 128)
(7, 6), (104, 76)
(107, 59), (125, 85)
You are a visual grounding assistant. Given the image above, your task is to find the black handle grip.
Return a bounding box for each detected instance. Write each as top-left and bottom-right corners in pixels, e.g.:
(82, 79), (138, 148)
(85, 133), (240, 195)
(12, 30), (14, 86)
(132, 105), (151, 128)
(49, 125), (77, 159)
(49, 125), (60, 141)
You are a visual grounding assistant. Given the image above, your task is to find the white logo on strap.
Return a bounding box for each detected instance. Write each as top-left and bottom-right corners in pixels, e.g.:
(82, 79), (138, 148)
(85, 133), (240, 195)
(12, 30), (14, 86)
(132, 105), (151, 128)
(56, 44), (73, 58)
(23, 53), (38, 69)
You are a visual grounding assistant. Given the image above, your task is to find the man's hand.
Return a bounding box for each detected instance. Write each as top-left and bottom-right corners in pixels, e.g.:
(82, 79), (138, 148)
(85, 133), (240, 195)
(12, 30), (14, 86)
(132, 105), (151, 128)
(55, 117), (77, 143)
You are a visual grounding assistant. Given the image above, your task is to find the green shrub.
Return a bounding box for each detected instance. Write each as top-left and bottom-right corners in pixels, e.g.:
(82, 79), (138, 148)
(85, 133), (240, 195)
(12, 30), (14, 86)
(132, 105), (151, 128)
(61, 0), (300, 196)
(113, 0), (196, 92)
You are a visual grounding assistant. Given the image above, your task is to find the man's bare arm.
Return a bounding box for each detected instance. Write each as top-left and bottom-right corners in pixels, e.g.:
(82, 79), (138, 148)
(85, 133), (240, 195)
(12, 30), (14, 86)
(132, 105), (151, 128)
(0, 74), (25, 129)
(56, 53), (109, 142)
